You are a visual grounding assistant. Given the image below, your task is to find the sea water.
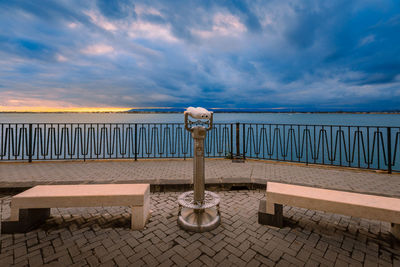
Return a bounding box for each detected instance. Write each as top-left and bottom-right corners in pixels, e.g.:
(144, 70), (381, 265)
(1, 112), (400, 126)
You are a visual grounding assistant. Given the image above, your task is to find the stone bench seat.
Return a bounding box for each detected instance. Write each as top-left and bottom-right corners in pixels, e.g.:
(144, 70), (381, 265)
(1, 184), (150, 234)
(258, 182), (400, 239)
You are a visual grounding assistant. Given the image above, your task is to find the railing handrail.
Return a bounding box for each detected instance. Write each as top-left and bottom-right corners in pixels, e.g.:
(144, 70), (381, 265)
(1, 122), (399, 128)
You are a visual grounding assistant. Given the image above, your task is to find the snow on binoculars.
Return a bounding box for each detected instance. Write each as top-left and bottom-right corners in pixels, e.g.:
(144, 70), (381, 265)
(184, 107), (211, 120)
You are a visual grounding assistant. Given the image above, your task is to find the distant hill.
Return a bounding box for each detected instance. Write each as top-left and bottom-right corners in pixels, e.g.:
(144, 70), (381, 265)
(126, 108), (400, 114)
(127, 108), (299, 113)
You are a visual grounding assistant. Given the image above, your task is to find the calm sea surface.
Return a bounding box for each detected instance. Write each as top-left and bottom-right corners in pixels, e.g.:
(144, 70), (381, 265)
(1, 112), (400, 126)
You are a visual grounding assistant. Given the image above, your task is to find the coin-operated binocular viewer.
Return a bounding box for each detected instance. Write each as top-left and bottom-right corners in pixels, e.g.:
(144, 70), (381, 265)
(177, 107), (221, 232)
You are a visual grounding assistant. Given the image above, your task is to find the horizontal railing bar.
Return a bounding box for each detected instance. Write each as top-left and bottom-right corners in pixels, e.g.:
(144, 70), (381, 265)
(1, 122), (399, 128)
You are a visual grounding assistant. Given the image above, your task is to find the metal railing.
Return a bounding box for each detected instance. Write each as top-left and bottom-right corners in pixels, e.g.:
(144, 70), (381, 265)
(1, 122), (399, 173)
(0, 123), (233, 161)
(242, 124), (400, 173)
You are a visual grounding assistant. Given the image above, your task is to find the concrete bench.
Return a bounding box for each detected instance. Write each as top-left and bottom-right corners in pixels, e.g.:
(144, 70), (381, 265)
(258, 182), (400, 239)
(1, 184), (150, 234)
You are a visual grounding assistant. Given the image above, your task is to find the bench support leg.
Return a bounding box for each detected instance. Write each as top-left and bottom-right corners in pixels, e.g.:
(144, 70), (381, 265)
(131, 198), (150, 230)
(258, 200), (283, 228)
(391, 223), (400, 240)
(1, 208), (50, 234)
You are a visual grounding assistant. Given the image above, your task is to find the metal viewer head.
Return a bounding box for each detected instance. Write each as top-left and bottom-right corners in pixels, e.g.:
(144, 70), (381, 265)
(184, 107), (213, 131)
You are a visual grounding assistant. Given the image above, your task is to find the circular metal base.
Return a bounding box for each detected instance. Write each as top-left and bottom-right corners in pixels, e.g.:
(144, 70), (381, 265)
(178, 207), (220, 232)
(177, 190), (221, 232)
(178, 190), (220, 209)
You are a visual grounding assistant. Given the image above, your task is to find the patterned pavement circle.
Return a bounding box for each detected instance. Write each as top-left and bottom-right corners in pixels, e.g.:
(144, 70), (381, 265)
(1, 190), (399, 266)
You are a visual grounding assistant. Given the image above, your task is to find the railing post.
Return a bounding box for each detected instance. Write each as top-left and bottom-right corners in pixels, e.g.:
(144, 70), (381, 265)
(242, 123), (246, 160)
(236, 122), (240, 158)
(305, 126), (308, 165)
(230, 123), (233, 158)
(388, 127), (392, 174)
(28, 123), (32, 163)
(134, 124), (138, 161)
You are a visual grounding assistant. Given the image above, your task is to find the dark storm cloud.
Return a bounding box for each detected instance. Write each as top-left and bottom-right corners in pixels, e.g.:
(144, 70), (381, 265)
(97, 0), (136, 20)
(0, 0), (399, 110)
(0, 36), (57, 61)
(0, 0), (90, 25)
(226, 0), (262, 32)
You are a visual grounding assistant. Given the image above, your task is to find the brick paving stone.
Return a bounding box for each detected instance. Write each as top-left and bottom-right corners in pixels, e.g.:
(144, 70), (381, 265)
(142, 253), (159, 266)
(94, 245), (108, 258)
(337, 254), (363, 267)
(158, 258), (174, 267)
(13, 259), (29, 267)
(324, 248), (338, 262)
(247, 258), (261, 266)
(334, 258), (349, 267)
(173, 244), (189, 258)
(282, 252), (306, 266)
(86, 255), (100, 267)
(310, 253), (335, 266)
(212, 239), (228, 252)
(1, 188), (400, 266)
(147, 244), (162, 258)
(199, 245), (217, 257)
(241, 248), (257, 263)
(155, 247), (175, 263)
(0, 255), (13, 266)
(99, 259), (115, 267)
(252, 244), (271, 258)
(99, 249), (122, 264)
(189, 259), (204, 267)
(269, 248), (284, 262)
(133, 240), (152, 253)
(128, 250), (149, 263)
(351, 249), (365, 262)
(275, 258), (292, 267)
(199, 254), (216, 266)
(43, 250), (69, 264)
(225, 244), (244, 257)
(277, 243), (298, 257)
(58, 254), (73, 266)
(185, 240), (202, 252)
(224, 236), (241, 247)
(171, 254), (189, 266)
(237, 240), (251, 253)
(183, 248), (202, 263)
(213, 248), (230, 263)
(71, 250), (93, 264)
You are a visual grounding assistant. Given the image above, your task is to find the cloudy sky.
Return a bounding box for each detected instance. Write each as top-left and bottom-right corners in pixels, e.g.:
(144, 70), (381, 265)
(0, 0), (399, 111)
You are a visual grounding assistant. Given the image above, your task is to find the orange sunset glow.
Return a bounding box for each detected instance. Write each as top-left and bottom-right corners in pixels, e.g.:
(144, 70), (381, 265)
(0, 106), (132, 113)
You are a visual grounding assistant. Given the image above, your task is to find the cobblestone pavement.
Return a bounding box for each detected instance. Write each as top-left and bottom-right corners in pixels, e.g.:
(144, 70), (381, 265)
(1, 160), (400, 266)
(0, 191), (399, 267)
(0, 159), (400, 197)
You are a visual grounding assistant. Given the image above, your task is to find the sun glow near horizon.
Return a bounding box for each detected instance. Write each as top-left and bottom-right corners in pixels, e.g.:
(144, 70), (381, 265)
(0, 106), (133, 113)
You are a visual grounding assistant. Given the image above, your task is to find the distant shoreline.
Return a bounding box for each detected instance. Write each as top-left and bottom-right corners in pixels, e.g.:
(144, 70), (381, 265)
(1, 111), (400, 114)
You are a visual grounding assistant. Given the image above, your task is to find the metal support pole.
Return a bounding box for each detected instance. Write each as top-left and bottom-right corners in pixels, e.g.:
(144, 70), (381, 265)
(192, 127), (206, 204)
(236, 122), (240, 158)
(28, 124), (32, 163)
(230, 124), (233, 158)
(388, 127), (392, 174)
(134, 124), (137, 161)
(243, 123), (246, 160)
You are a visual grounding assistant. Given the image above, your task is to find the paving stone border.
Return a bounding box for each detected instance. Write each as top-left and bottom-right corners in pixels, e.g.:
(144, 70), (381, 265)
(0, 159), (400, 197)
